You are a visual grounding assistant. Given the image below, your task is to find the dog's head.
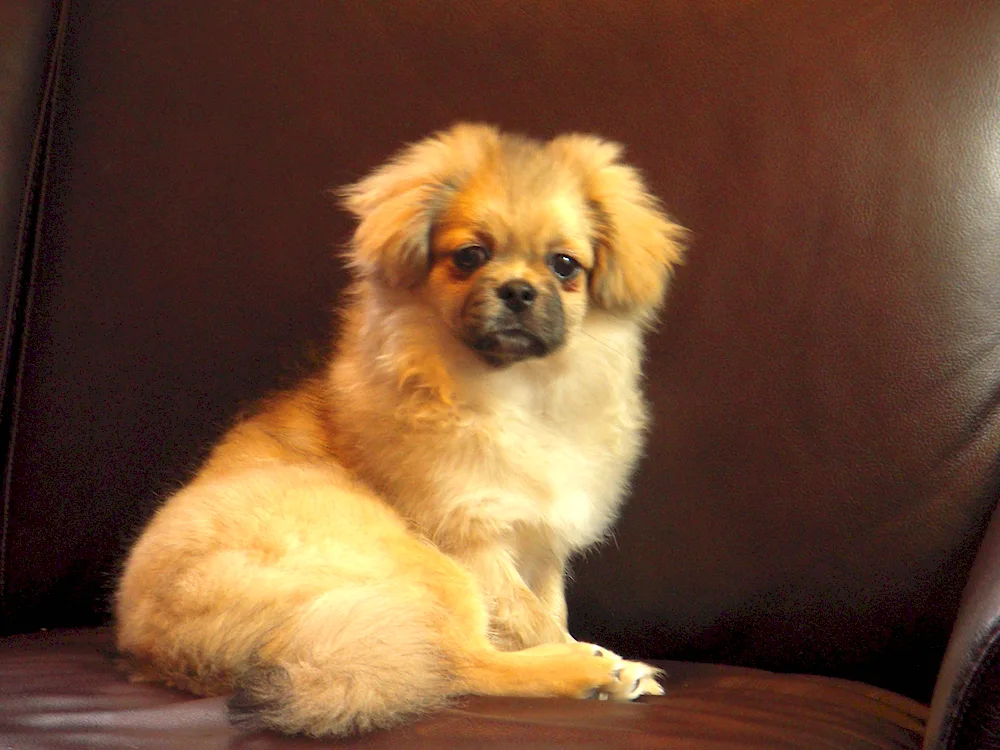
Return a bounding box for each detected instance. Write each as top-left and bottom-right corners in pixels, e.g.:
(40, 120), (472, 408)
(340, 124), (685, 368)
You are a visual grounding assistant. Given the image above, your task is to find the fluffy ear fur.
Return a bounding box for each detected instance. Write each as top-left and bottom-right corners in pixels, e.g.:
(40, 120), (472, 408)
(547, 135), (686, 324)
(339, 123), (500, 288)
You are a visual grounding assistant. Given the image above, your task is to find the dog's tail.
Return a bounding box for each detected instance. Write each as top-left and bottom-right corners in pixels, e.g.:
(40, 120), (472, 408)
(225, 584), (456, 737)
(116, 461), (659, 737)
(122, 542), (662, 738)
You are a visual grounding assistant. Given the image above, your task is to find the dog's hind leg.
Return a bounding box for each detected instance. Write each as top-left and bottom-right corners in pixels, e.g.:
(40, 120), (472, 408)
(218, 539), (662, 736)
(119, 502), (659, 738)
(407, 543), (666, 703)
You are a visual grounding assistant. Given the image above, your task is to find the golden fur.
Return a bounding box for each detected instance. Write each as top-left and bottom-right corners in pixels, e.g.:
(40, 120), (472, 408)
(114, 123), (686, 737)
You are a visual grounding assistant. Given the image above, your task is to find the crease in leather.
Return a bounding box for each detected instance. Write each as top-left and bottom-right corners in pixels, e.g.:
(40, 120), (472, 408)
(0, 0), (71, 627)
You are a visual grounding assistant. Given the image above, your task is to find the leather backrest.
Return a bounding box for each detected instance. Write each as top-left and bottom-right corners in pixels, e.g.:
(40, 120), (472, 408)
(4, 0), (1000, 702)
(0, 0), (66, 622)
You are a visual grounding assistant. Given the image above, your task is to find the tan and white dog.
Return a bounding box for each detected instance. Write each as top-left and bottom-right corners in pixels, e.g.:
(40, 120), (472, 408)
(115, 123), (685, 737)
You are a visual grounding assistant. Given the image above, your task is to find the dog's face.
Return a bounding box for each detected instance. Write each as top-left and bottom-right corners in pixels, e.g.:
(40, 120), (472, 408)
(424, 150), (598, 367)
(341, 124), (685, 367)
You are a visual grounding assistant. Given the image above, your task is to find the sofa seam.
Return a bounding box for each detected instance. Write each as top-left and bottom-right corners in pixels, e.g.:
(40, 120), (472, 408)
(0, 0), (72, 624)
(940, 618), (1000, 749)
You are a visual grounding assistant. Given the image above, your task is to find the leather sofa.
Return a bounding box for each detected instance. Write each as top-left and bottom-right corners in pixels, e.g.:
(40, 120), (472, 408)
(3, 1), (999, 747)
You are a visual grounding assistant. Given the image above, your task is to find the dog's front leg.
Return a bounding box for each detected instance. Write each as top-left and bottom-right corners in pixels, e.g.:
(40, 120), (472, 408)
(458, 545), (571, 651)
(531, 555), (570, 637)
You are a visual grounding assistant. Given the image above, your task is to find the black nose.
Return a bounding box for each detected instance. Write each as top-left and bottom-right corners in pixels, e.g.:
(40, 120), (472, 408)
(497, 280), (537, 313)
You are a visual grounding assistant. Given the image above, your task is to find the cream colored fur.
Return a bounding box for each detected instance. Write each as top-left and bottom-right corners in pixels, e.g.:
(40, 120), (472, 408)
(115, 123), (685, 737)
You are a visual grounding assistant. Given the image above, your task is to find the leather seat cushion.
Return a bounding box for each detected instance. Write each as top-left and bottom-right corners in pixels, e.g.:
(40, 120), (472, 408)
(0, 629), (926, 749)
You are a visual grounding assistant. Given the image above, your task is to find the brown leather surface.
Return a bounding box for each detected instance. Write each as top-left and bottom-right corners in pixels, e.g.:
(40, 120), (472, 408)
(2, 0), (1000, 712)
(927, 502), (1000, 749)
(0, 1), (64, 585)
(0, 0), (58, 308)
(0, 629), (926, 749)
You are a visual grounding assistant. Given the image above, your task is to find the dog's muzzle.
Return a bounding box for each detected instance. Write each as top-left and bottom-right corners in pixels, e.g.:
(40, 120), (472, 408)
(461, 279), (565, 367)
(470, 329), (549, 366)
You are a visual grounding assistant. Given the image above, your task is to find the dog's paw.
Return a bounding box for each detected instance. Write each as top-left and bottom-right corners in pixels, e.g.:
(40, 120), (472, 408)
(574, 643), (664, 701)
(517, 641), (664, 701)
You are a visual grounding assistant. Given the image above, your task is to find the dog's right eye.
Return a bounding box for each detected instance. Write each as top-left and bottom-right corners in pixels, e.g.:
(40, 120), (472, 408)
(452, 245), (489, 273)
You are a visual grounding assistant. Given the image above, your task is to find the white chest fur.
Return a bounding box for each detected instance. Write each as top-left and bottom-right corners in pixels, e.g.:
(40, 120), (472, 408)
(334, 307), (650, 556)
(427, 319), (649, 553)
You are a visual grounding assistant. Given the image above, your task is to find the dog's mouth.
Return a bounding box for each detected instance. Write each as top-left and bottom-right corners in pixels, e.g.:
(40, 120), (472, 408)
(469, 328), (549, 367)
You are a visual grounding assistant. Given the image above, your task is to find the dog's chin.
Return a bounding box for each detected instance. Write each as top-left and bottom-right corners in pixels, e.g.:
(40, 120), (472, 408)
(466, 329), (553, 368)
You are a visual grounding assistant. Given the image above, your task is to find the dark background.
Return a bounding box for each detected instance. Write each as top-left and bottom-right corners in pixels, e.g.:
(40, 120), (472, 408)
(3, 0), (1000, 704)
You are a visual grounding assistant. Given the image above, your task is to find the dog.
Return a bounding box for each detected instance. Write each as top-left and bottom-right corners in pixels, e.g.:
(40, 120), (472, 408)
(114, 123), (686, 737)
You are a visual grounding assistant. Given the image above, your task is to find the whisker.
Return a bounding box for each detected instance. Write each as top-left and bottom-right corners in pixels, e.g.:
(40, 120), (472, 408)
(580, 330), (637, 364)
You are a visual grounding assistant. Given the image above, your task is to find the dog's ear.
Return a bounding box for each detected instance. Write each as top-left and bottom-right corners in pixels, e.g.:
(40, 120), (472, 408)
(339, 124), (500, 288)
(548, 135), (686, 324)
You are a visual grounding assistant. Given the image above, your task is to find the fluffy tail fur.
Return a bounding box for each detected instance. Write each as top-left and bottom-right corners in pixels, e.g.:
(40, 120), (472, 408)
(116, 464), (663, 738)
(225, 585), (455, 736)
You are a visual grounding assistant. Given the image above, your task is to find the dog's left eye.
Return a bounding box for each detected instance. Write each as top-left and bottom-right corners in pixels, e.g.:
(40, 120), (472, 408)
(453, 245), (489, 273)
(549, 253), (581, 281)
